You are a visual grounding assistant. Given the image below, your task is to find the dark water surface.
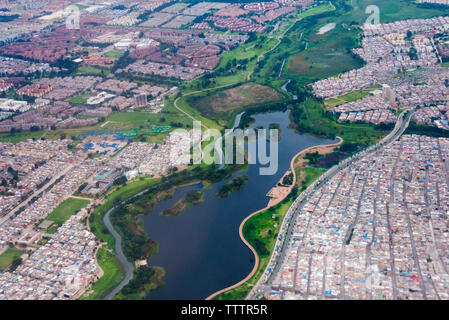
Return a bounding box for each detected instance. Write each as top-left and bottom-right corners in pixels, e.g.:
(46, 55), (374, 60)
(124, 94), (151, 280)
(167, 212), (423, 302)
(142, 110), (336, 299)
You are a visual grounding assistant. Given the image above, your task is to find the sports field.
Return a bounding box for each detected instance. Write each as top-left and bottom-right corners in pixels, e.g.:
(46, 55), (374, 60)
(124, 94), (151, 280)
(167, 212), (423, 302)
(45, 197), (90, 226)
(0, 248), (22, 271)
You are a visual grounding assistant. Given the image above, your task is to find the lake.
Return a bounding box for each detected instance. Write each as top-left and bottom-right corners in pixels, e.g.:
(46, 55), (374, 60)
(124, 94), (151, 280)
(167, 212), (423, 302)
(142, 110), (336, 299)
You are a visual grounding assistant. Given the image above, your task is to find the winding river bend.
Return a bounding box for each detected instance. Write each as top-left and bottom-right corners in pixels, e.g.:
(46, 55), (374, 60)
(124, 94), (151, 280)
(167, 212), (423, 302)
(140, 110), (337, 300)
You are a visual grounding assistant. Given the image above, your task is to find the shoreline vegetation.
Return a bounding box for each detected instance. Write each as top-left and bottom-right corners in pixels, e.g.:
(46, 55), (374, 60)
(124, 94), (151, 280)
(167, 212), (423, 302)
(209, 137), (343, 300)
(161, 190), (204, 216)
(84, 163), (245, 299)
(204, 1), (449, 300)
(65, 0), (449, 301)
(114, 266), (165, 300)
(216, 175), (249, 198)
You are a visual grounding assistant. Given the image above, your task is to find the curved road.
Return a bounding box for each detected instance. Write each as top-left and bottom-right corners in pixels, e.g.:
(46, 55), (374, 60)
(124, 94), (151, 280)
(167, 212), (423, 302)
(102, 185), (159, 300)
(103, 207), (134, 300)
(102, 110), (245, 299)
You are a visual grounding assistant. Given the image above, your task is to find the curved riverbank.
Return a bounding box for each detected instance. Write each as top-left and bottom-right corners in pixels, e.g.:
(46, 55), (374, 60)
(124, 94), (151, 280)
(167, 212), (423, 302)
(140, 110), (335, 300)
(247, 110), (415, 299)
(103, 207), (134, 300)
(99, 158), (250, 299)
(205, 136), (343, 300)
(100, 182), (164, 300)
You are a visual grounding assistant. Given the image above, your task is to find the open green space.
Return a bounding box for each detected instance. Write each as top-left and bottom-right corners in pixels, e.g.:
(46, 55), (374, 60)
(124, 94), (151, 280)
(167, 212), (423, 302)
(348, 0), (449, 24)
(90, 177), (162, 252)
(287, 24), (364, 82)
(300, 167), (326, 191)
(79, 248), (125, 300)
(0, 248), (22, 271)
(105, 50), (124, 59)
(186, 83), (285, 119)
(68, 92), (92, 105)
(82, 177), (161, 300)
(324, 84), (382, 109)
(77, 65), (110, 76)
(291, 96), (388, 144)
(45, 197), (90, 226)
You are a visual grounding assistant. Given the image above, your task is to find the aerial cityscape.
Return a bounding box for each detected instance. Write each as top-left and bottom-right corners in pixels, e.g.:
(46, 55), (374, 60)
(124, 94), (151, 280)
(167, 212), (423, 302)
(0, 0), (449, 304)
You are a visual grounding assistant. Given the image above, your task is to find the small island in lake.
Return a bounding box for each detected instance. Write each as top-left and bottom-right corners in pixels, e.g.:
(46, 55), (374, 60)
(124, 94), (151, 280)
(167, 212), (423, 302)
(216, 175), (249, 198)
(161, 190), (204, 216)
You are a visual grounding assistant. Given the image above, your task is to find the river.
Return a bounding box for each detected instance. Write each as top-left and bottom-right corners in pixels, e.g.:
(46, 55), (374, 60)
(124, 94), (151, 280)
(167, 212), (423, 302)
(141, 110), (337, 300)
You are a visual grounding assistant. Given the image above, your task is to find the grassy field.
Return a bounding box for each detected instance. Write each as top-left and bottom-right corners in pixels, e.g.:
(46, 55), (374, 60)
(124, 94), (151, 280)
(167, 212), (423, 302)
(186, 83), (285, 119)
(104, 50), (124, 58)
(174, 96), (224, 129)
(287, 24), (364, 82)
(324, 84), (382, 109)
(198, 36), (279, 88)
(300, 167), (326, 190)
(348, 0), (449, 24)
(68, 92), (92, 105)
(77, 65), (109, 76)
(45, 197), (90, 226)
(0, 101), (190, 144)
(79, 248), (125, 300)
(0, 248), (22, 271)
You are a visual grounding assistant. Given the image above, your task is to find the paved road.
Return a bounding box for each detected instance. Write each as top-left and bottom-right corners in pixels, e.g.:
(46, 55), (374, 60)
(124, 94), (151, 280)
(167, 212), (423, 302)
(103, 206), (134, 300)
(281, 80), (298, 100)
(0, 164), (75, 226)
(249, 108), (414, 299)
(103, 185), (158, 300)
